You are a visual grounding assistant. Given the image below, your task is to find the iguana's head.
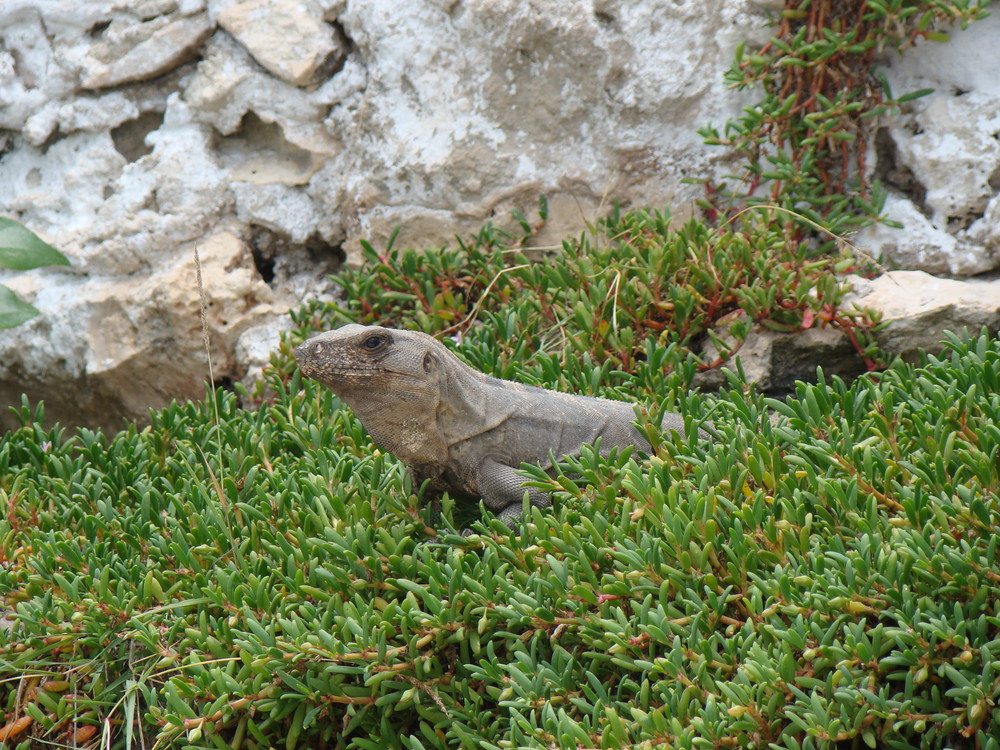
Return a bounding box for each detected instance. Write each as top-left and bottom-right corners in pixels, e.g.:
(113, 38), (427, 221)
(294, 324), (448, 403)
(295, 324), (467, 466)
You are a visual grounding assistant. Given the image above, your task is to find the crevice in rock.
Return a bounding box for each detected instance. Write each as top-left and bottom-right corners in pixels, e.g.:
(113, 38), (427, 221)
(947, 214), (981, 232)
(874, 127), (930, 218)
(946, 191), (989, 232)
(249, 228), (277, 284)
(39, 126), (64, 154)
(111, 110), (165, 162)
(988, 164), (1000, 192)
(594, 10), (617, 29)
(212, 376), (236, 393)
(304, 234), (346, 267)
(249, 226), (345, 290)
(87, 19), (111, 38)
(328, 18), (355, 59)
(225, 110), (281, 146)
(400, 72), (418, 101)
(7, 49), (26, 86)
(308, 20), (349, 83)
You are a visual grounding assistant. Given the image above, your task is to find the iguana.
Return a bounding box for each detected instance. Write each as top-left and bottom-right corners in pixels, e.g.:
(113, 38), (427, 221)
(294, 324), (702, 528)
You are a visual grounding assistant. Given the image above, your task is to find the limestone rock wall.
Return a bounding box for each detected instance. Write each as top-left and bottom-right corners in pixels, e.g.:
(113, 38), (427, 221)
(0, 0), (771, 431)
(1, 1), (998, 431)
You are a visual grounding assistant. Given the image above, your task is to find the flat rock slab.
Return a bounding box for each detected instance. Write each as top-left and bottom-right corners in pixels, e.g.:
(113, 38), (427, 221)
(847, 270), (1000, 362)
(695, 270), (1000, 396)
(694, 325), (867, 396)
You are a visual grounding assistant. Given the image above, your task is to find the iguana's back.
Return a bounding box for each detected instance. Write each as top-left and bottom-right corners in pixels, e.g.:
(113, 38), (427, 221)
(446, 376), (649, 478)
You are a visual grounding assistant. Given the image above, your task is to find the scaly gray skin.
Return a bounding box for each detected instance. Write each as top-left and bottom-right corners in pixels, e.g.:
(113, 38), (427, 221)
(294, 324), (698, 528)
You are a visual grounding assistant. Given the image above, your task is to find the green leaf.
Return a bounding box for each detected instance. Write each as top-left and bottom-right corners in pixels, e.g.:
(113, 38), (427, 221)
(897, 88), (935, 104)
(0, 217), (70, 270)
(0, 283), (39, 328)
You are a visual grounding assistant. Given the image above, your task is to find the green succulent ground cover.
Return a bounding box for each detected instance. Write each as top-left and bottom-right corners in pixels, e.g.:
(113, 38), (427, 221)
(2, 207), (1000, 748)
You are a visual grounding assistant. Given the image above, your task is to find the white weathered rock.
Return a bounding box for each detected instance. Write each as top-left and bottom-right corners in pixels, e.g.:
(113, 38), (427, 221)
(184, 32), (342, 152)
(82, 11), (213, 89)
(324, 0), (769, 256)
(0, 0), (997, 428)
(235, 318), (294, 392)
(217, 0), (344, 87)
(847, 271), (1000, 362)
(0, 5), (82, 135)
(858, 194), (965, 276)
(860, 12), (1000, 275)
(231, 182), (322, 243)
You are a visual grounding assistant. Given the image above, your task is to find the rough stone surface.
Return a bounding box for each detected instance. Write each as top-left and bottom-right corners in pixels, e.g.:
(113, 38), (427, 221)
(0, 0), (771, 428)
(692, 270), (1000, 395)
(0, 1), (997, 429)
(322, 0), (772, 257)
(860, 12), (1000, 275)
(82, 11), (214, 90)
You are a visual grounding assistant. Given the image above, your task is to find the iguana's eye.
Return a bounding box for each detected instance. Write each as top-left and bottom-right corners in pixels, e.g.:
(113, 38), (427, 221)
(311, 342), (324, 355)
(362, 335), (386, 351)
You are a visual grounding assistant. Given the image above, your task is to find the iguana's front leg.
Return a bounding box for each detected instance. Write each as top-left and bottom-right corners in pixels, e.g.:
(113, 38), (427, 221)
(477, 458), (552, 529)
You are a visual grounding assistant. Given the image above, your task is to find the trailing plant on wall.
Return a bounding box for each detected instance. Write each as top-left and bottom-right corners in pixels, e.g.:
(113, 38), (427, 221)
(699, 0), (991, 242)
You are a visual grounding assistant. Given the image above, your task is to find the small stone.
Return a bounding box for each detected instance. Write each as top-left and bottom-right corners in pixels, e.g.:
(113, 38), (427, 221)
(217, 0), (344, 87)
(694, 325), (865, 396)
(236, 318), (293, 393)
(82, 13), (213, 89)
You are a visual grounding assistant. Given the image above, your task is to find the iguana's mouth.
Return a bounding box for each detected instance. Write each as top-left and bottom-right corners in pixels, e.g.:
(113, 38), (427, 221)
(300, 364), (376, 381)
(295, 359), (415, 384)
